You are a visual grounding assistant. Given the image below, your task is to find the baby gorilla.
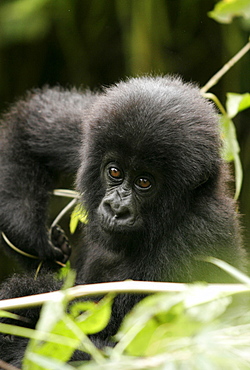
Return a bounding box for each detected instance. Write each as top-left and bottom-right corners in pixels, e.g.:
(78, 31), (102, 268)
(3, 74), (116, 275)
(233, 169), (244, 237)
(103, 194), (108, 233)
(0, 76), (245, 365)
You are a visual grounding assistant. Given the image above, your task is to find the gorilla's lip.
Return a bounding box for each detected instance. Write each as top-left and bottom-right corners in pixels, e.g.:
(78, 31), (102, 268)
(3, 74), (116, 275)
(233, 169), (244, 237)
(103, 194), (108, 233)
(99, 215), (138, 234)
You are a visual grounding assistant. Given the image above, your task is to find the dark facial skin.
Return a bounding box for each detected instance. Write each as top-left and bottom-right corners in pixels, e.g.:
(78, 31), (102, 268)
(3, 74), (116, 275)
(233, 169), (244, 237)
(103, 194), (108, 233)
(97, 160), (156, 234)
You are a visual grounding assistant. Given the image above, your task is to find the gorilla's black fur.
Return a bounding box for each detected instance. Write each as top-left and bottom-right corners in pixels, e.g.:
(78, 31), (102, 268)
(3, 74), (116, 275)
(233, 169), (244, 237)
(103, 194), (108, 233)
(0, 76), (245, 365)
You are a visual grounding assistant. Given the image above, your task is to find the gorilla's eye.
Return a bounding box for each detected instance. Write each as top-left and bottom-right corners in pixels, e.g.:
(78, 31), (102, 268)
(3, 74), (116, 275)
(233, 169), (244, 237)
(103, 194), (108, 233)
(109, 167), (122, 180)
(135, 177), (152, 190)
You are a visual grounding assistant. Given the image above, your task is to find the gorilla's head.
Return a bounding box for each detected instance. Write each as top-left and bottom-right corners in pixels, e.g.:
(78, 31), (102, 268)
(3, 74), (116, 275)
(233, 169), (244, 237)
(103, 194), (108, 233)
(77, 76), (222, 244)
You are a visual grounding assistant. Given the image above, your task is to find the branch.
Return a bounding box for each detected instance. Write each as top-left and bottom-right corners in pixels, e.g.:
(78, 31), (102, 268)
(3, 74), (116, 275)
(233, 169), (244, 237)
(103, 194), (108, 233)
(0, 280), (249, 311)
(201, 39), (250, 93)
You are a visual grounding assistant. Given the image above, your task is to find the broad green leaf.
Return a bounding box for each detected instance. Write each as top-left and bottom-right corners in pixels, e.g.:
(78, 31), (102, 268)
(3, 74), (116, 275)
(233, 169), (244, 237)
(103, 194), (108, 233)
(118, 290), (230, 357)
(24, 295), (112, 367)
(117, 293), (184, 337)
(208, 0), (250, 24)
(24, 312), (104, 368)
(123, 302), (196, 356)
(24, 318), (82, 366)
(70, 204), (88, 234)
(124, 318), (159, 356)
(71, 295), (114, 335)
(114, 293), (185, 357)
(226, 92), (250, 118)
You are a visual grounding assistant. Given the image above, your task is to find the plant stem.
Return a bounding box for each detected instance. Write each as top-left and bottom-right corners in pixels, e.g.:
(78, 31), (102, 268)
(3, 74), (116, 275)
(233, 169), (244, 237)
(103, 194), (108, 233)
(201, 39), (250, 93)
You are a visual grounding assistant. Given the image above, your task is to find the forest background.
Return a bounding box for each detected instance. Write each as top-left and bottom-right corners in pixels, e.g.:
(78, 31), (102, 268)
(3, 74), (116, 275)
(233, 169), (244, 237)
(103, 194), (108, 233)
(0, 0), (249, 280)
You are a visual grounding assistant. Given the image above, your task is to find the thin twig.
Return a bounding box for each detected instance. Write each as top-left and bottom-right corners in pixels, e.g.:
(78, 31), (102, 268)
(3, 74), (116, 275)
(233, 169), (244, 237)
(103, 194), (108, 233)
(1, 232), (65, 269)
(1, 232), (38, 259)
(201, 92), (227, 115)
(201, 40), (250, 93)
(53, 189), (80, 199)
(50, 198), (78, 228)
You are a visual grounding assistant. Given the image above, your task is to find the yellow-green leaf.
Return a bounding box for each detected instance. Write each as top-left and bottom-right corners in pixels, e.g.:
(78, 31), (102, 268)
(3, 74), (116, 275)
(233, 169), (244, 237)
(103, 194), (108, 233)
(71, 295), (114, 335)
(70, 204), (88, 234)
(226, 92), (250, 118)
(208, 0), (250, 24)
(220, 115), (243, 199)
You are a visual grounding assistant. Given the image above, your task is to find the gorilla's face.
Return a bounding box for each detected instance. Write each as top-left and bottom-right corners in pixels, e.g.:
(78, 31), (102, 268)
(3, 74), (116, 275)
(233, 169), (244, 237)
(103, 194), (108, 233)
(97, 159), (157, 233)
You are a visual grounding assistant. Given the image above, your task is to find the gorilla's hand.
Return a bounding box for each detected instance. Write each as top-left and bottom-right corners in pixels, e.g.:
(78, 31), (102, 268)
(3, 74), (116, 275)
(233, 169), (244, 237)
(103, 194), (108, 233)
(50, 225), (71, 264)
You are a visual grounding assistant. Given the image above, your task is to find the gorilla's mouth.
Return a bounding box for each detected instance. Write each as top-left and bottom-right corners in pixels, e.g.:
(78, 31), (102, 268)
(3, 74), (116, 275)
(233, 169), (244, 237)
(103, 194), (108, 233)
(99, 214), (139, 234)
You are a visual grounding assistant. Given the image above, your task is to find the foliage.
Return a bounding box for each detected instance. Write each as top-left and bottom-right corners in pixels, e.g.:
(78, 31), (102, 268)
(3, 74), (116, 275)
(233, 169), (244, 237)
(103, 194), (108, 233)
(202, 85), (250, 202)
(209, 0), (250, 24)
(70, 204), (88, 234)
(200, 0), (250, 199)
(220, 93), (250, 197)
(1, 271), (250, 369)
(0, 1), (250, 369)
(226, 92), (250, 118)
(210, 91), (250, 200)
(23, 295), (113, 368)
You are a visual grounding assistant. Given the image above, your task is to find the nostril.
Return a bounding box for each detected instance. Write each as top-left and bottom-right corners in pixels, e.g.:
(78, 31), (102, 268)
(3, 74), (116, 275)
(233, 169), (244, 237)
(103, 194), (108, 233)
(104, 200), (131, 220)
(118, 211), (131, 221)
(103, 201), (114, 217)
(114, 206), (131, 220)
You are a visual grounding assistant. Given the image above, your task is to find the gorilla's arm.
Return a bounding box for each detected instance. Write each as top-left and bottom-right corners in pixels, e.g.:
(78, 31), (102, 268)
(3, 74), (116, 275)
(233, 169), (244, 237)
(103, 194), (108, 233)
(0, 87), (95, 266)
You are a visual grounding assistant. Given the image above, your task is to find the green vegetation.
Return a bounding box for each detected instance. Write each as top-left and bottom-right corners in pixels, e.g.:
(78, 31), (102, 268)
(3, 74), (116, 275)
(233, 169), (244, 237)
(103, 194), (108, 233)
(0, 0), (250, 368)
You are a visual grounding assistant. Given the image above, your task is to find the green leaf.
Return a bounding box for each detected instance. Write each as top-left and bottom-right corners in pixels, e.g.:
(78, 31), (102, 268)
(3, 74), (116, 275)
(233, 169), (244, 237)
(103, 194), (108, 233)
(71, 294), (114, 335)
(0, 310), (21, 320)
(117, 293), (183, 338)
(0, 322), (37, 339)
(56, 261), (73, 281)
(116, 289), (232, 357)
(23, 292), (78, 367)
(114, 293), (185, 357)
(220, 115), (243, 199)
(70, 204), (88, 234)
(208, 0), (250, 24)
(61, 269), (76, 290)
(234, 153), (243, 200)
(124, 317), (159, 356)
(25, 352), (75, 370)
(226, 92), (250, 118)
(24, 323), (78, 368)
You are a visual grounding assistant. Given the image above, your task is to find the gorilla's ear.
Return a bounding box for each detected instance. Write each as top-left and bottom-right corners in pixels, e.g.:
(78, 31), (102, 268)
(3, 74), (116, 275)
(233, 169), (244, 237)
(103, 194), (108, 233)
(193, 172), (211, 190)
(195, 177), (209, 189)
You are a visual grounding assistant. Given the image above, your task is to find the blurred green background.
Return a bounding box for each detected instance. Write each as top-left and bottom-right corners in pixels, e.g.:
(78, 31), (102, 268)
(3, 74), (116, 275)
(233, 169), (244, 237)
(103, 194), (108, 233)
(0, 0), (249, 280)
